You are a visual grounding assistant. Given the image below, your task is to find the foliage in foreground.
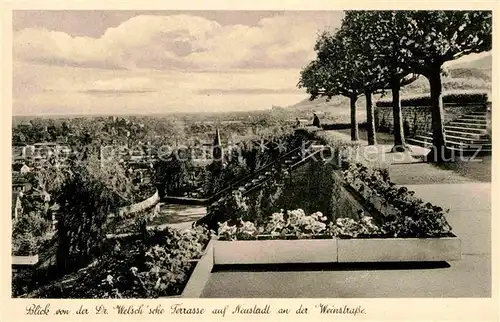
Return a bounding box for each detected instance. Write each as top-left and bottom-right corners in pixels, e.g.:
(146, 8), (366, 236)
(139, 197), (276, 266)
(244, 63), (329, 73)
(20, 226), (213, 298)
(12, 212), (52, 256)
(55, 155), (133, 272)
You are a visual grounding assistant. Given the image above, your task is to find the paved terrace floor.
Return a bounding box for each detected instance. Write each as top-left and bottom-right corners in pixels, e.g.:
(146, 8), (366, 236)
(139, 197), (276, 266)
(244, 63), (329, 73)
(200, 133), (492, 298)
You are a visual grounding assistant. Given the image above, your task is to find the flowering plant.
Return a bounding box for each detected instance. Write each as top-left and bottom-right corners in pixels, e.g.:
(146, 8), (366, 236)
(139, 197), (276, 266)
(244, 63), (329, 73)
(218, 220), (258, 240)
(217, 209), (332, 240)
(328, 216), (381, 238)
(341, 162), (453, 237)
(25, 226), (213, 299)
(281, 209), (328, 237)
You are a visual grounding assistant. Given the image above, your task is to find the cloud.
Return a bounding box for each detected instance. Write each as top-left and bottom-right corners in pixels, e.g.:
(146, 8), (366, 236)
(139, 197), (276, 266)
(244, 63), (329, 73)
(13, 13), (342, 71)
(197, 88), (302, 95)
(12, 63), (310, 115)
(80, 89), (157, 95)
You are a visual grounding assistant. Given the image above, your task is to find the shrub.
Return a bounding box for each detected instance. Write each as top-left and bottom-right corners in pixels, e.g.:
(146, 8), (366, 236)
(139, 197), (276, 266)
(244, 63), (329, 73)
(13, 211), (51, 239)
(21, 226), (213, 298)
(297, 127), (361, 163)
(375, 92), (488, 107)
(12, 232), (38, 256)
(342, 163), (453, 237)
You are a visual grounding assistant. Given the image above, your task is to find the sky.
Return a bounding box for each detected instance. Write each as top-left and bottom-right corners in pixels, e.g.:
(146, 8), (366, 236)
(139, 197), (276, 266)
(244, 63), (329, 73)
(12, 10), (345, 116)
(12, 10), (491, 116)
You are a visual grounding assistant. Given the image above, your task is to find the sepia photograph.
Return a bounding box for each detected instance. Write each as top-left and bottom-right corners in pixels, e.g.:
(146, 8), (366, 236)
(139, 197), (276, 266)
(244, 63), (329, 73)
(10, 9), (492, 300)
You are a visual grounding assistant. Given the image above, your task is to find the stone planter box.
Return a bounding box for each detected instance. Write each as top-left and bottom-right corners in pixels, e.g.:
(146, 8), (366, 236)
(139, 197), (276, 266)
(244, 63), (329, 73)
(213, 235), (461, 264)
(213, 238), (338, 265)
(386, 204), (400, 217)
(337, 235), (461, 262)
(352, 178), (363, 191)
(161, 240), (214, 298)
(349, 181), (399, 217)
(370, 194), (384, 212)
(359, 184), (373, 200)
(12, 254), (39, 266)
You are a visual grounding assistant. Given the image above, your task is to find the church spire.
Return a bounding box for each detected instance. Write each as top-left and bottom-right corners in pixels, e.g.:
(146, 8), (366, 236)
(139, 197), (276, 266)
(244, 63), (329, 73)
(212, 127), (223, 165)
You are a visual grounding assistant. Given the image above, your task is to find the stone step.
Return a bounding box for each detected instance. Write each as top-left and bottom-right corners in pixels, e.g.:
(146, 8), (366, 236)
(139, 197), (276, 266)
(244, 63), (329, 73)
(468, 111), (489, 116)
(454, 117), (488, 124)
(446, 135), (490, 145)
(407, 138), (432, 148)
(448, 121), (487, 129)
(426, 132), (490, 143)
(414, 135), (433, 142)
(446, 140), (491, 149)
(463, 114), (488, 119)
(444, 125), (488, 134)
(444, 129), (489, 139)
(446, 146), (492, 157)
(409, 137), (491, 150)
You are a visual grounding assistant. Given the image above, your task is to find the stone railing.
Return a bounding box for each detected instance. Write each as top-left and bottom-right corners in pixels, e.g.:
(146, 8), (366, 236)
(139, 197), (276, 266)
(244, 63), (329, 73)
(119, 188), (160, 216)
(104, 188), (160, 220)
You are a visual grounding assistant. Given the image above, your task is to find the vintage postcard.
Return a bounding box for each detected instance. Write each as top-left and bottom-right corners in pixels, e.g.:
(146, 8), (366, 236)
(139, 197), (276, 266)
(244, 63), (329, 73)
(1, 1), (498, 321)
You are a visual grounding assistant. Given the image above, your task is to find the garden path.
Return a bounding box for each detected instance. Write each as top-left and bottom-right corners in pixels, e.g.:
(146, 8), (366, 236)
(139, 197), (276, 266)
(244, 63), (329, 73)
(148, 203), (207, 230)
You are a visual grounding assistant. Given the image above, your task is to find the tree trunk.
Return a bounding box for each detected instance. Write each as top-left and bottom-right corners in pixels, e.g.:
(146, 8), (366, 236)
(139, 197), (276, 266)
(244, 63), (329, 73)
(390, 79), (410, 152)
(426, 70), (449, 163)
(350, 95), (359, 141)
(56, 219), (69, 275)
(365, 90), (377, 145)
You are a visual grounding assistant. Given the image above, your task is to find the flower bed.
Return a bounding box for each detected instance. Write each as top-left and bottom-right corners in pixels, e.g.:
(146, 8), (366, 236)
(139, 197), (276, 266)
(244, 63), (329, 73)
(341, 163), (453, 238)
(213, 208), (461, 263)
(19, 226), (214, 298)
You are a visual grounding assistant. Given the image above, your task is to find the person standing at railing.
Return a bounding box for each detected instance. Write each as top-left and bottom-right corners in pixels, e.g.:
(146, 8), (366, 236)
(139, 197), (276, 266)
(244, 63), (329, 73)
(313, 113), (321, 128)
(295, 117), (301, 128)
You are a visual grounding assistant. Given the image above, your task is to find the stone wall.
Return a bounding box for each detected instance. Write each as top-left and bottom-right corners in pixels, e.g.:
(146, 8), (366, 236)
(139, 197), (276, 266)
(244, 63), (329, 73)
(118, 189), (160, 217)
(267, 161), (361, 222)
(375, 104), (487, 136)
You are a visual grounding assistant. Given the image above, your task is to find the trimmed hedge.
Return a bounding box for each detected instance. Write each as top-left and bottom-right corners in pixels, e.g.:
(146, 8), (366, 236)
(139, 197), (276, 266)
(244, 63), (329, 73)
(321, 122), (369, 131)
(375, 92), (488, 107)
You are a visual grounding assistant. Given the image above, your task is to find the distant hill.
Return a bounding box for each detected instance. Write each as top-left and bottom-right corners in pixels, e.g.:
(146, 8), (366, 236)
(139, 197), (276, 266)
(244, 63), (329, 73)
(450, 54), (492, 71)
(447, 68), (491, 81)
(289, 52), (492, 124)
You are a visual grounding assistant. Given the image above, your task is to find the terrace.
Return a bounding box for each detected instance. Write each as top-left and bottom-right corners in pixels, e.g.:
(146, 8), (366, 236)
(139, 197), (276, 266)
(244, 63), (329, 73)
(198, 182), (489, 298)
(166, 131), (490, 298)
(13, 129), (490, 299)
